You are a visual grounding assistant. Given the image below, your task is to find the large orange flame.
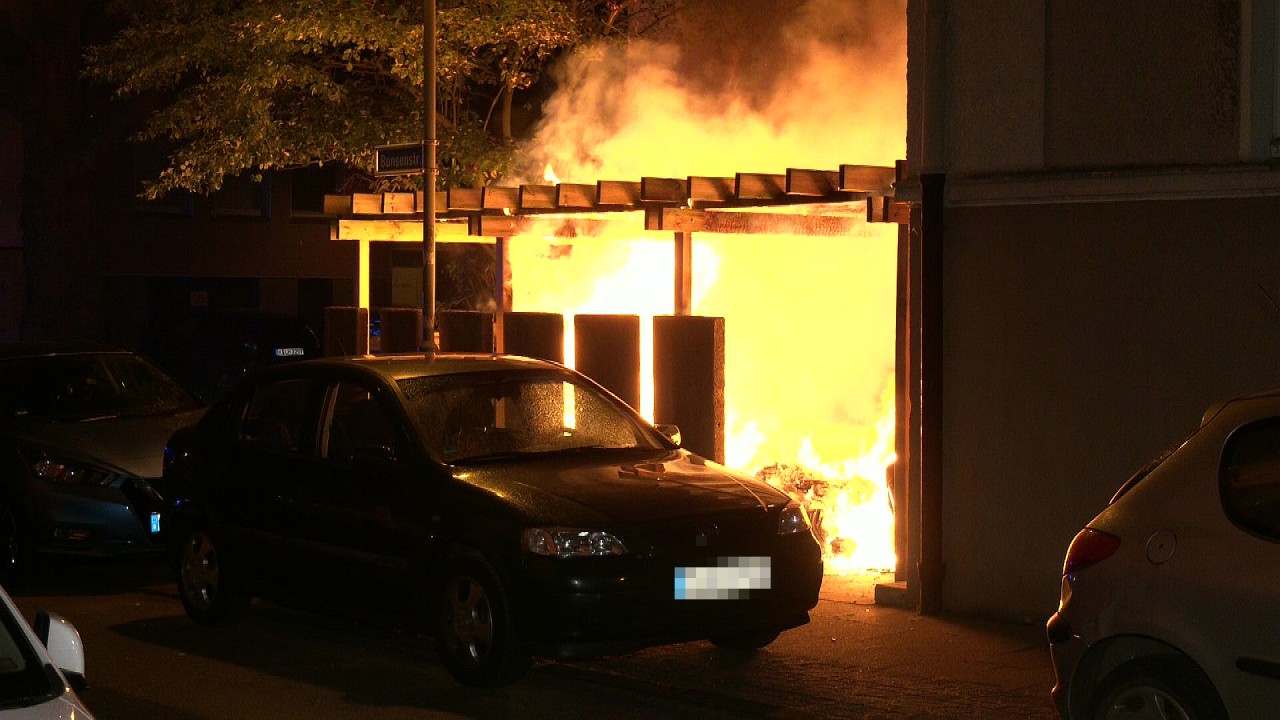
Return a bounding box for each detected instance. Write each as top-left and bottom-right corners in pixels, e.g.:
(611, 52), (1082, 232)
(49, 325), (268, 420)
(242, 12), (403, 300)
(509, 214), (898, 575)
(510, 2), (906, 575)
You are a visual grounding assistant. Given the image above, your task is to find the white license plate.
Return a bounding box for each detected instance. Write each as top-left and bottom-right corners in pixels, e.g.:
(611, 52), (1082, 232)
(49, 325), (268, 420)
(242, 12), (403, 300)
(674, 556), (771, 600)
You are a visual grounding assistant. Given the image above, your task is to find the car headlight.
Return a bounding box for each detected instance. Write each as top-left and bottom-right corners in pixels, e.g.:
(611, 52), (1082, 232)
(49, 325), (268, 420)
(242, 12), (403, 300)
(777, 504), (812, 535)
(522, 528), (629, 557)
(21, 449), (112, 487)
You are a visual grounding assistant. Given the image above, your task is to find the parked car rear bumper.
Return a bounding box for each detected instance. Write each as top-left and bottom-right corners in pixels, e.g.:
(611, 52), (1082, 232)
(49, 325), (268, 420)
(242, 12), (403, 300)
(1047, 610), (1085, 718)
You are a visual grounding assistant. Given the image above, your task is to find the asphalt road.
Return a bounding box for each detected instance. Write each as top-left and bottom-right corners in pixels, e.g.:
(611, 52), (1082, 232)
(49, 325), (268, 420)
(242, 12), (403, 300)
(9, 558), (1059, 720)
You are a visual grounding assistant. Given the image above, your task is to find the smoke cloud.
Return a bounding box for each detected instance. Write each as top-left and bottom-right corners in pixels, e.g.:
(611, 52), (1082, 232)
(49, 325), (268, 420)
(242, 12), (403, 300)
(520, 0), (907, 182)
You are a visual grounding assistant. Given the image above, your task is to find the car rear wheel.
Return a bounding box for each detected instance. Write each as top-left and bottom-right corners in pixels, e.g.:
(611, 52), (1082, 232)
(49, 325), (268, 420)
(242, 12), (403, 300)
(176, 526), (249, 626)
(710, 629), (781, 651)
(435, 553), (529, 687)
(1091, 657), (1226, 720)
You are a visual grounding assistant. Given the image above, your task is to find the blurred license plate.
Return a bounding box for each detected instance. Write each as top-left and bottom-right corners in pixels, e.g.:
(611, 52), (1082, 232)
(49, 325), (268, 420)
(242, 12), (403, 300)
(674, 556), (771, 600)
(149, 513), (161, 533)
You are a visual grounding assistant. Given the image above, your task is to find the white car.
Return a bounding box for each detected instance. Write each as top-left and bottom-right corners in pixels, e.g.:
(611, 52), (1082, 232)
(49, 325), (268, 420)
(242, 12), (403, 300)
(1048, 388), (1280, 720)
(0, 586), (90, 719)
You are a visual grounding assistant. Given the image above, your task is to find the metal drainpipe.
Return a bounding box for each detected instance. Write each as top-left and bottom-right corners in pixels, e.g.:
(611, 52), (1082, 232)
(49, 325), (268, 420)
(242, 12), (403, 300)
(914, 0), (948, 616)
(918, 171), (945, 616)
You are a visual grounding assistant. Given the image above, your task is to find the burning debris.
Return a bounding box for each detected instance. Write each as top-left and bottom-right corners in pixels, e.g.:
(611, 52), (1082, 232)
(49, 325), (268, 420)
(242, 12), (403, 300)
(756, 462), (884, 570)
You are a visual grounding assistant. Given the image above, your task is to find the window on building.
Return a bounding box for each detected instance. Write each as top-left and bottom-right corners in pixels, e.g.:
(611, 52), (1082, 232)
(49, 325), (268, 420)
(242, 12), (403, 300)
(211, 171), (271, 218)
(290, 164), (349, 216)
(131, 147), (193, 216)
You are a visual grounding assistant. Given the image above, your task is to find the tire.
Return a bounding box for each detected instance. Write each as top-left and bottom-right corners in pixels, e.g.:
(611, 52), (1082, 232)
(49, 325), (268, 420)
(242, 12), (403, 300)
(1091, 657), (1226, 720)
(434, 552), (529, 688)
(710, 629), (781, 651)
(175, 525), (250, 626)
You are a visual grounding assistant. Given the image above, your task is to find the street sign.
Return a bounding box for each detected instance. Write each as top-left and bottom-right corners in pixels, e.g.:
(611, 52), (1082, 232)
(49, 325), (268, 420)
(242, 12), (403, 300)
(374, 143), (426, 176)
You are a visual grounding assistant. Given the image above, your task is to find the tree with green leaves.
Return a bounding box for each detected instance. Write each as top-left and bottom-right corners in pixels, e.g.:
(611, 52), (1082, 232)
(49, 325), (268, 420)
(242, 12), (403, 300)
(84, 0), (679, 198)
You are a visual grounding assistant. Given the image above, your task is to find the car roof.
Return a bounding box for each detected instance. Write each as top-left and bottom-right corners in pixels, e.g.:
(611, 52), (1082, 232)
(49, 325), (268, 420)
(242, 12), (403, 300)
(0, 342), (130, 360)
(283, 352), (567, 382)
(1198, 386), (1280, 426)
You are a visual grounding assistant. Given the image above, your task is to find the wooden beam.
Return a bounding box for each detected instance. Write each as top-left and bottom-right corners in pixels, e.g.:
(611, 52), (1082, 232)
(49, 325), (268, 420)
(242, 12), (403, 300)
(641, 177), (688, 203)
(446, 188), (483, 211)
(470, 215), (528, 237)
(597, 180), (641, 207)
(786, 169), (841, 196)
(468, 214), (613, 238)
(867, 196), (912, 224)
(519, 184), (557, 210)
(647, 208), (707, 232)
(688, 176), (735, 204)
(648, 207), (866, 235)
(383, 192), (416, 213)
(334, 219), (482, 243)
(735, 173), (786, 201)
(483, 186), (519, 211)
(557, 183), (596, 209)
(352, 193), (383, 214)
(839, 165), (896, 194)
(323, 194), (352, 215)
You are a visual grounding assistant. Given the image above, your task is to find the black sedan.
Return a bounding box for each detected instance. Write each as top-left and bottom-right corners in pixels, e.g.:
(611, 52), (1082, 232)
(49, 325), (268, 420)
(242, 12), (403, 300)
(161, 353), (824, 687)
(0, 343), (206, 578)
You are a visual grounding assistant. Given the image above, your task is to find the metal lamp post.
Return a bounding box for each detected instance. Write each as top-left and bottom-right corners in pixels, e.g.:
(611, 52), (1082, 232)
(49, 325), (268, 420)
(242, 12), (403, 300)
(421, 0), (438, 351)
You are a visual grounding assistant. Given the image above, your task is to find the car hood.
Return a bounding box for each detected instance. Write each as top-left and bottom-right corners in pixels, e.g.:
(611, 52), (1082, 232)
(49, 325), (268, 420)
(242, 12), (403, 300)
(457, 449), (790, 524)
(19, 409), (205, 479)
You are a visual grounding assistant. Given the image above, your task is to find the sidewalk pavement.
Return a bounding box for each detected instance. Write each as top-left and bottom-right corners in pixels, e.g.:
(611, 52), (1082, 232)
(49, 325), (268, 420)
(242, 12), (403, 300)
(544, 573), (1060, 720)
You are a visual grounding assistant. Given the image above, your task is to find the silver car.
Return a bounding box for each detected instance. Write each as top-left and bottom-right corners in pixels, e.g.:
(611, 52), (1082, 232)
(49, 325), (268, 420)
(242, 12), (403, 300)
(1048, 389), (1280, 719)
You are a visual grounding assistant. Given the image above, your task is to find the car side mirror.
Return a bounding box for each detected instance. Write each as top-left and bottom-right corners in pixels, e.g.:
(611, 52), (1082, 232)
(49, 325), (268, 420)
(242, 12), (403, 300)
(655, 424), (682, 446)
(350, 445), (396, 470)
(35, 610), (87, 691)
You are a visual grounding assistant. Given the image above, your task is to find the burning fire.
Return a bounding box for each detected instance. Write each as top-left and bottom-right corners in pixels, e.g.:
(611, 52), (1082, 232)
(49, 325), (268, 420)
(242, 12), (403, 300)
(505, 1), (906, 576)
(509, 214), (899, 575)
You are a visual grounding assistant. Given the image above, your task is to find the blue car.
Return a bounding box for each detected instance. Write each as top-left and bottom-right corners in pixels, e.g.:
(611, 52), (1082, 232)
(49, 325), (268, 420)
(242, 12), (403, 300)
(0, 344), (205, 578)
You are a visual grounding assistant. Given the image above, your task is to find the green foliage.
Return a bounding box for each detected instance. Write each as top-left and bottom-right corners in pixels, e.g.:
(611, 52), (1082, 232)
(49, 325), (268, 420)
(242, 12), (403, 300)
(85, 0), (678, 199)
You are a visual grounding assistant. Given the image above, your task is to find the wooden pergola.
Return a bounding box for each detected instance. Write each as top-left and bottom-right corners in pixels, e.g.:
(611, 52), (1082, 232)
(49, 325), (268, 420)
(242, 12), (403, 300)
(325, 162), (909, 320)
(323, 161), (916, 608)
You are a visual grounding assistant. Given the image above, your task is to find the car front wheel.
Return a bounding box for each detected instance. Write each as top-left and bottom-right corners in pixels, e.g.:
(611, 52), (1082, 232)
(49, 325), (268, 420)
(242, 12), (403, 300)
(435, 552), (529, 687)
(176, 526), (249, 626)
(1090, 657), (1226, 720)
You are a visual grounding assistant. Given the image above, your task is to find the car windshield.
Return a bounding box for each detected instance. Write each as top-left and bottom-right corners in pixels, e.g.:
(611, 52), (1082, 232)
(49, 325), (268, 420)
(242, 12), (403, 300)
(0, 353), (203, 422)
(398, 370), (666, 462)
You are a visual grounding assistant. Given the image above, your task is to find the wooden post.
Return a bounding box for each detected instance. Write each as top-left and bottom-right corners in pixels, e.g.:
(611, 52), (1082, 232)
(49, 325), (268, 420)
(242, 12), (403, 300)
(674, 231), (692, 316)
(494, 237), (511, 352)
(358, 239), (370, 310)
